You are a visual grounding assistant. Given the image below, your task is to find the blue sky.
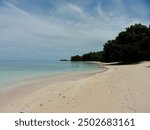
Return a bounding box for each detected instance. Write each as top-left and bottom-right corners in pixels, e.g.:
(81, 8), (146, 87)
(0, 0), (150, 61)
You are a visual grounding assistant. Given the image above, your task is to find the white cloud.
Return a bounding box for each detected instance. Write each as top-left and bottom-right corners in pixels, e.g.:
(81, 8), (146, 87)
(67, 3), (84, 15)
(95, 3), (110, 22)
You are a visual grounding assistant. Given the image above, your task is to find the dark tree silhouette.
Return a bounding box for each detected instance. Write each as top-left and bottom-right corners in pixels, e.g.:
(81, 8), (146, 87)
(71, 23), (150, 63)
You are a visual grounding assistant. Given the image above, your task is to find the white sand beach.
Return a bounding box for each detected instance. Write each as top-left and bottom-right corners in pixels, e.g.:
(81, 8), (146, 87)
(0, 61), (150, 113)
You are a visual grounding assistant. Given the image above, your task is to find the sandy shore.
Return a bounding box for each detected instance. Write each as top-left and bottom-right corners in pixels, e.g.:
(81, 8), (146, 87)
(0, 61), (150, 113)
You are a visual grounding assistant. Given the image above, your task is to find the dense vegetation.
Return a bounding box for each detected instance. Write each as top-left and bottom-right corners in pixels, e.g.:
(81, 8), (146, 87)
(71, 24), (150, 63)
(71, 51), (104, 61)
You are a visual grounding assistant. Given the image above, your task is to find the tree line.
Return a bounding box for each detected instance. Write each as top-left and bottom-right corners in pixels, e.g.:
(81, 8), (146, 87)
(71, 24), (150, 63)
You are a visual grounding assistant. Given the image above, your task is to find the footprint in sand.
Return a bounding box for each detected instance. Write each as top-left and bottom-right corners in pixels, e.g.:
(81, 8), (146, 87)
(62, 96), (66, 99)
(58, 93), (62, 96)
(40, 104), (43, 107)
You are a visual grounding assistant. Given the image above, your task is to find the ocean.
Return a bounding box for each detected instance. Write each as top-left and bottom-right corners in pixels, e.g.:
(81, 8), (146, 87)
(0, 60), (104, 89)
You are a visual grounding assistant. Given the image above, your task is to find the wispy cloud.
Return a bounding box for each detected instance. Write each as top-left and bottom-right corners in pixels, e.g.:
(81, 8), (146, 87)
(0, 0), (149, 60)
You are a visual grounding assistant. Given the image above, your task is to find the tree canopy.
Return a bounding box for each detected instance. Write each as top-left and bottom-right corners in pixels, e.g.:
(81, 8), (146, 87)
(71, 51), (104, 61)
(71, 23), (150, 63)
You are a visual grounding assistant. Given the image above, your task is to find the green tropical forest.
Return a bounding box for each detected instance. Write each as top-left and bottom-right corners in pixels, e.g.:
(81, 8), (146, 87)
(71, 24), (150, 63)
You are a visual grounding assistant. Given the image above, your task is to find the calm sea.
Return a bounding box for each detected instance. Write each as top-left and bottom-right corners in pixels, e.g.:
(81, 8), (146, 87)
(0, 60), (104, 89)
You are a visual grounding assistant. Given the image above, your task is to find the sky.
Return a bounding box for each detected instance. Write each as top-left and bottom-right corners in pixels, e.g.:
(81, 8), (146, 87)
(0, 0), (150, 61)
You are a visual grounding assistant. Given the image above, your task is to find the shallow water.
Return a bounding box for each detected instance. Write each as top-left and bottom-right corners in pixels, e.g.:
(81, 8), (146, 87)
(0, 60), (104, 89)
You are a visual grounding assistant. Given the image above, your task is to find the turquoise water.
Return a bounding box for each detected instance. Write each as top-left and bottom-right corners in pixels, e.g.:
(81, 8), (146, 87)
(0, 60), (103, 89)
